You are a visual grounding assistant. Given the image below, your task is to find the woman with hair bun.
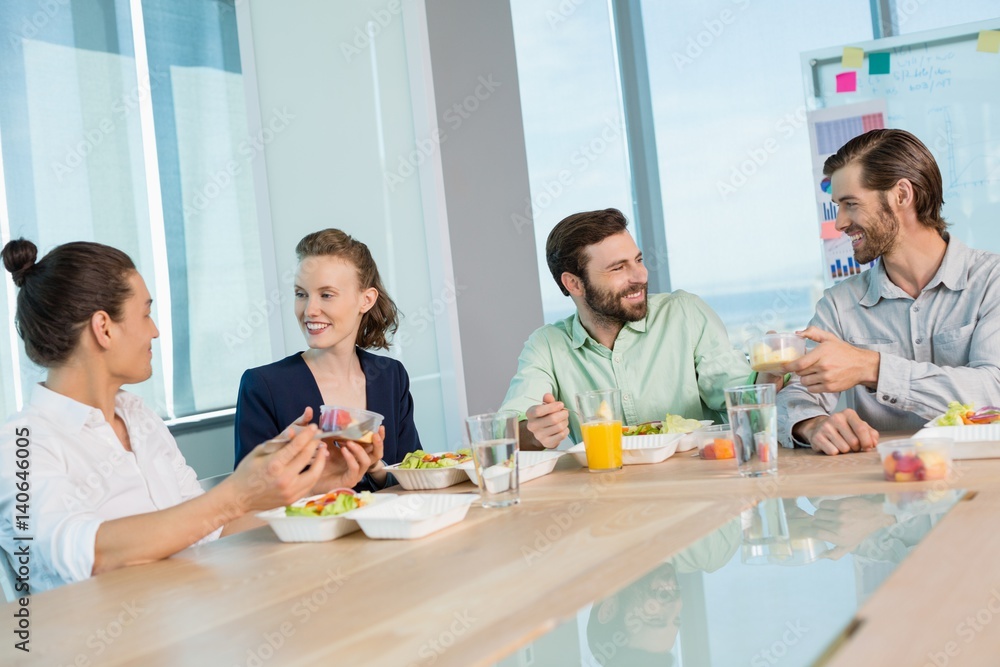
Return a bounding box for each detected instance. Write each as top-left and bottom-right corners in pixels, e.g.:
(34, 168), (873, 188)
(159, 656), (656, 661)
(235, 229), (421, 488)
(0, 239), (372, 593)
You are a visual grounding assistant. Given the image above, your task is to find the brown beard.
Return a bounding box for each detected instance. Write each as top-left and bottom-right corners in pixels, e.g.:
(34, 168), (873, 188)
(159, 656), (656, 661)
(580, 272), (648, 325)
(852, 193), (899, 264)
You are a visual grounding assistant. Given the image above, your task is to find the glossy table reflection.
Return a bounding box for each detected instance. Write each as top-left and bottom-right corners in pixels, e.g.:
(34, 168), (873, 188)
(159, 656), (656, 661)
(7, 447), (1000, 666)
(496, 490), (963, 666)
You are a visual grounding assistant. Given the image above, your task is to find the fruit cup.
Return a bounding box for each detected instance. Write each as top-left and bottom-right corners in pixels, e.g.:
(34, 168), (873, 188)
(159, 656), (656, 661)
(748, 333), (807, 373)
(318, 405), (384, 444)
(692, 424), (736, 460)
(876, 438), (953, 482)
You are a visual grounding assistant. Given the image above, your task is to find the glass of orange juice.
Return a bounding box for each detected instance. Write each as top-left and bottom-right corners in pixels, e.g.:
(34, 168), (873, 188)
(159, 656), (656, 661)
(576, 389), (623, 472)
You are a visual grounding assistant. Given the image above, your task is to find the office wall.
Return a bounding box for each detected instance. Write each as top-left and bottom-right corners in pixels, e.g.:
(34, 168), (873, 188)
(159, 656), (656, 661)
(237, 0), (458, 449)
(174, 421), (235, 479)
(236, 0), (544, 438)
(421, 0), (544, 414)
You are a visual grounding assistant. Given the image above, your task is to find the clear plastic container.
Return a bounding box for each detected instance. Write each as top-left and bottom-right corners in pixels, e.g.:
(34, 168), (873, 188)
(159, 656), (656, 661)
(318, 405), (384, 443)
(748, 333), (807, 373)
(876, 438), (953, 482)
(691, 424), (736, 460)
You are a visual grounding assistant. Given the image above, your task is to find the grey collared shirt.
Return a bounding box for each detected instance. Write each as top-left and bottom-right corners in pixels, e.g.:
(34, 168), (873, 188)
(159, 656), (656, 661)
(778, 235), (1000, 446)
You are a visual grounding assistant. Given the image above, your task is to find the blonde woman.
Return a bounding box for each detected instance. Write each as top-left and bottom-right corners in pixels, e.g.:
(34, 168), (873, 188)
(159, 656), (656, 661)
(235, 229), (421, 489)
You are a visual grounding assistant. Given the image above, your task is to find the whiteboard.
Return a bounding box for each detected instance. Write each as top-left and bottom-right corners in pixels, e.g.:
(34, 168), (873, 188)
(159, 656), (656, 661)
(802, 19), (1000, 252)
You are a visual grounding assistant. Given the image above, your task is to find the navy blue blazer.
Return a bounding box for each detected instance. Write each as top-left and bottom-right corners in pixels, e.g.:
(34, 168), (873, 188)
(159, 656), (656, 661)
(234, 349), (421, 487)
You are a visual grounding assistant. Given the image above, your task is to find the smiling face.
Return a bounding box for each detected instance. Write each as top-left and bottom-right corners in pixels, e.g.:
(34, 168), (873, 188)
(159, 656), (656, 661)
(575, 231), (648, 324)
(107, 271), (159, 385)
(832, 162), (901, 265)
(590, 564), (682, 660)
(294, 255), (376, 352)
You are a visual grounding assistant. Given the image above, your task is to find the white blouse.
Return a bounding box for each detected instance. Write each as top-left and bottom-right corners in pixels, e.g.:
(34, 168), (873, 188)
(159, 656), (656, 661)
(0, 385), (220, 594)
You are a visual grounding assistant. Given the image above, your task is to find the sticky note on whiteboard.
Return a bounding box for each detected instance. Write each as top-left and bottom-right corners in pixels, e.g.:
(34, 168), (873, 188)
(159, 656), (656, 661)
(836, 71), (857, 93)
(977, 30), (1000, 53)
(841, 47), (864, 68)
(869, 52), (890, 74)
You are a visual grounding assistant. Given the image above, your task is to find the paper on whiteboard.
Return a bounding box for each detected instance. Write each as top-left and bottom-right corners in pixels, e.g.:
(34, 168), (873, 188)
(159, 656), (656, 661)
(806, 100), (887, 285)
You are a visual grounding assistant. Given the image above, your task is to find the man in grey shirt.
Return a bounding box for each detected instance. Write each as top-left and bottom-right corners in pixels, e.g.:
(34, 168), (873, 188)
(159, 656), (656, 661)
(778, 129), (1000, 455)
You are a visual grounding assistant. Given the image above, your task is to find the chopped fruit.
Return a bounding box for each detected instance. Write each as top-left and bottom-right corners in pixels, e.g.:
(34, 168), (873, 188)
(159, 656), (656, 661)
(882, 448), (950, 482)
(894, 454), (921, 474)
(749, 339), (804, 372)
(335, 410), (353, 429)
(882, 454), (897, 476)
(596, 400), (614, 421)
(920, 452), (949, 480)
(700, 438), (735, 460)
(714, 438), (735, 459)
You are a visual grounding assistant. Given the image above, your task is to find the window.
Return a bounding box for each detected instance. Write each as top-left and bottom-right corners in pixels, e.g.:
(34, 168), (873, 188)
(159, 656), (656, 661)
(510, 0), (636, 323)
(640, 0), (873, 344)
(0, 0), (271, 419)
(888, 1), (1000, 35)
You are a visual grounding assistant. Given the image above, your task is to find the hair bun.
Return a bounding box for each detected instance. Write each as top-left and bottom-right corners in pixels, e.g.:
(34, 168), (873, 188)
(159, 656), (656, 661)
(2, 238), (39, 288)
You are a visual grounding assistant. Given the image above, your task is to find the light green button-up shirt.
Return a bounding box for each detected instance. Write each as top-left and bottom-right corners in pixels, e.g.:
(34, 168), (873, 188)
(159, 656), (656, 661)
(500, 291), (753, 442)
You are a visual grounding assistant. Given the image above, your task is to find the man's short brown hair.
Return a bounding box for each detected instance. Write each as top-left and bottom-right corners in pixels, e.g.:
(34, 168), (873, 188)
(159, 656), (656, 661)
(823, 129), (947, 235)
(545, 208), (629, 296)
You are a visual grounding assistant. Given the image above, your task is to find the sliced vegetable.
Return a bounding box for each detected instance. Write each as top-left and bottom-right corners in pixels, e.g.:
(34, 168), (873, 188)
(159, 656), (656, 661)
(284, 490), (372, 517)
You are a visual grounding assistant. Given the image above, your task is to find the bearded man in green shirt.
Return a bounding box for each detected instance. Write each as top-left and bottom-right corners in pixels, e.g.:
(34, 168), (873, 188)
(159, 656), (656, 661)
(500, 208), (756, 450)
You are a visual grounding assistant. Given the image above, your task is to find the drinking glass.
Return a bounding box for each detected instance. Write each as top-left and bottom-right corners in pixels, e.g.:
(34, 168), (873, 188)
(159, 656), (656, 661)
(724, 384), (778, 477)
(465, 411), (520, 508)
(575, 389), (623, 472)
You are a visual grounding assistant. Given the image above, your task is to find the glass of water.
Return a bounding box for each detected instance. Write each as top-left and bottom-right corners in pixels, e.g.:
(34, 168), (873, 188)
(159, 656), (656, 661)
(464, 411), (520, 508)
(724, 384), (778, 477)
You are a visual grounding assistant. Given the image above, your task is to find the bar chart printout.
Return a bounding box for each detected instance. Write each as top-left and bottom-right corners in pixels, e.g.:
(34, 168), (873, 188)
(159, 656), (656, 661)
(806, 99), (886, 284)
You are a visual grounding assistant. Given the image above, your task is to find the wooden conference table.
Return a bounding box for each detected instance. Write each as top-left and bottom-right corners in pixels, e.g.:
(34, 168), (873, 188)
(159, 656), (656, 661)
(7, 445), (1000, 666)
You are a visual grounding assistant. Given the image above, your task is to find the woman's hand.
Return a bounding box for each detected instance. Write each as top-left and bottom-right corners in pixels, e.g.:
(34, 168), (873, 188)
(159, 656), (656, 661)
(362, 426), (388, 487)
(309, 439), (372, 494)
